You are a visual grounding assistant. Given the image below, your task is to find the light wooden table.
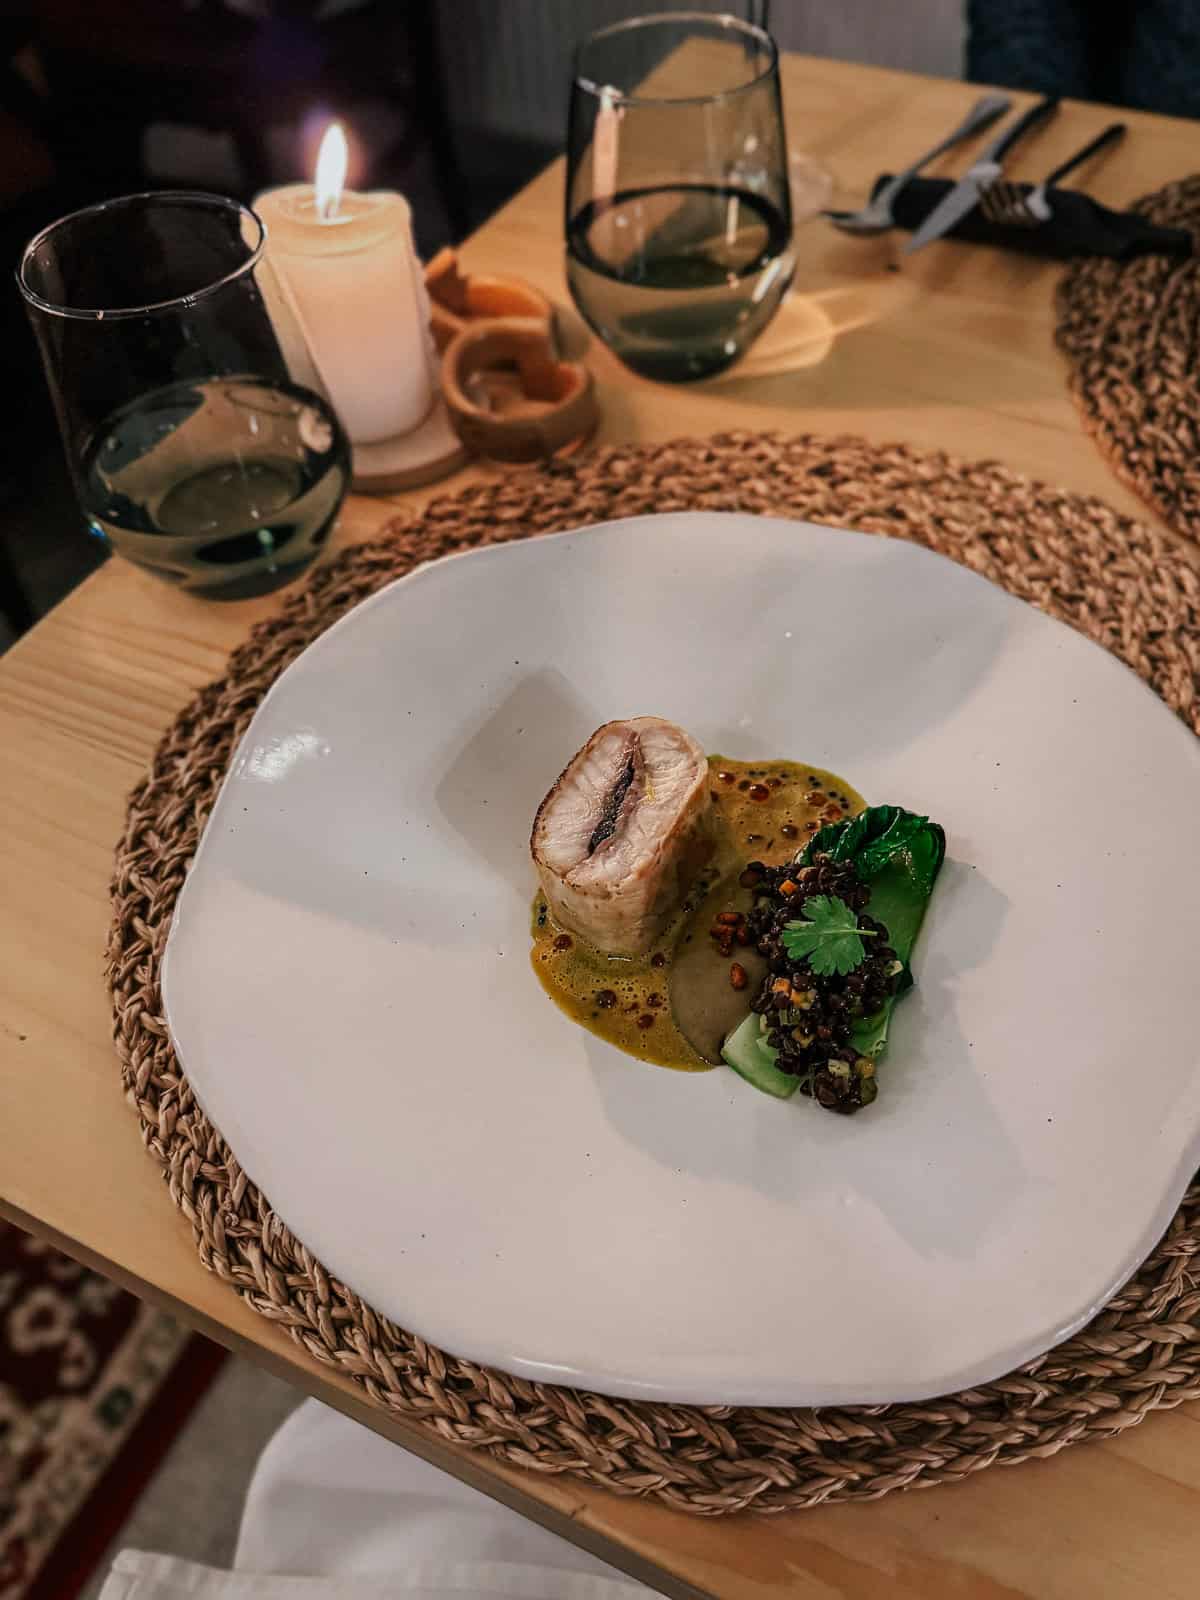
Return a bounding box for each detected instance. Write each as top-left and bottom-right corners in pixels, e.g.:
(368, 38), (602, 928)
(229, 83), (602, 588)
(3, 55), (1199, 1600)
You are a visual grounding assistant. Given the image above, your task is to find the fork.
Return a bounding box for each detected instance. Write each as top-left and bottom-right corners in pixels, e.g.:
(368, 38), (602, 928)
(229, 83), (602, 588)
(824, 92), (1011, 234)
(979, 122), (1126, 226)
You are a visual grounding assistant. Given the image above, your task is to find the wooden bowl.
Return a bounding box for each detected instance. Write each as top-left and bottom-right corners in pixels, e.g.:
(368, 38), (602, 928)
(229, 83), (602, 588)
(440, 316), (597, 464)
(425, 247), (553, 354)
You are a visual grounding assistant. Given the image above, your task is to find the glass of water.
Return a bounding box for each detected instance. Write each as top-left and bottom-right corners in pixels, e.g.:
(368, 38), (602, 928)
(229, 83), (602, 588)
(566, 11), (794, 383)
(17, 191), (349, 600)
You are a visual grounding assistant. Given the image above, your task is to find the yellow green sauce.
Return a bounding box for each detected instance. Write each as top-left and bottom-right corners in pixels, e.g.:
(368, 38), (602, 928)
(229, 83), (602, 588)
(530, 758), (866, 1070)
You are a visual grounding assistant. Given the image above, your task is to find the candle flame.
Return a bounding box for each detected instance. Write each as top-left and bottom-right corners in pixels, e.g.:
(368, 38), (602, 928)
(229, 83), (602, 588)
(314, 122), (348, 219)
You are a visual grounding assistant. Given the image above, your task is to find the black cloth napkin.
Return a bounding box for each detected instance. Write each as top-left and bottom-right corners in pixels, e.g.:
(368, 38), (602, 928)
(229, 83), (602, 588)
(870, 174), (1194, 260)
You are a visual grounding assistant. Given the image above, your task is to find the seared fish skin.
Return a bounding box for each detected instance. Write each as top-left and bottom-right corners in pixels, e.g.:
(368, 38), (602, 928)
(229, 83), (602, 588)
(531, 717), (711, 955)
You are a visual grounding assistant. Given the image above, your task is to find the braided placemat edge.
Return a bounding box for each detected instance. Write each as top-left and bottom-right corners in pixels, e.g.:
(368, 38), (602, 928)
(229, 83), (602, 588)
(1056, 174), (1200, 543)
(108, 430), (1200, 1516)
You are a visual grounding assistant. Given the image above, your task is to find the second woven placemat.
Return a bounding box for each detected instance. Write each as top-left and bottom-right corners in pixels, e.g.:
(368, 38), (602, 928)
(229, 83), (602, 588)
(1056, 175), (1200, 541)
(109, 432), (1200, 1516)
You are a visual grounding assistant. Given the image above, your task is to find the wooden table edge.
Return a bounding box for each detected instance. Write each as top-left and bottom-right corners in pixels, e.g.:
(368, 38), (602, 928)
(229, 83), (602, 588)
(0, 1185), (715, 1599)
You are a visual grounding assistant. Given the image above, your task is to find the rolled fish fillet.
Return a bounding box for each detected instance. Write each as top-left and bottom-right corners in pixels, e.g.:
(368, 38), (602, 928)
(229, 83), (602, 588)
(531, 717), (711, 956)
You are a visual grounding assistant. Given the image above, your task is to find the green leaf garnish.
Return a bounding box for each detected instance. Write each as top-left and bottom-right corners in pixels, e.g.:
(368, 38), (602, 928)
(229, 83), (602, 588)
(781, 895), (876, 977)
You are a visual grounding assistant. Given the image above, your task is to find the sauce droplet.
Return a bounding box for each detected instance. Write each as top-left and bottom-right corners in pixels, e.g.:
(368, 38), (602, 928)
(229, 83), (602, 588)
(553, 933), (573, 950)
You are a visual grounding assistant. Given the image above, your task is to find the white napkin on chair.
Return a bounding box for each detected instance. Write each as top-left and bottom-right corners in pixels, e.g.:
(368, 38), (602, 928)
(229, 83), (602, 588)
(100, 1548), (649, 1599)
(99, 1400), (651, 1600)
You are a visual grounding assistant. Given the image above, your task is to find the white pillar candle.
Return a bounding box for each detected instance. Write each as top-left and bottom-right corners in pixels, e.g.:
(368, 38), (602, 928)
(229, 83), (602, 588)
(254, 124), (435, 446)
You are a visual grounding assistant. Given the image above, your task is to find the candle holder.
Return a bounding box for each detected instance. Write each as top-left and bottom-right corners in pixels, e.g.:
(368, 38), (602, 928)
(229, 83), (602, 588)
(350, 396), (468, 493)
(256, 117), (586, 495)
(255, 122), (469, 495)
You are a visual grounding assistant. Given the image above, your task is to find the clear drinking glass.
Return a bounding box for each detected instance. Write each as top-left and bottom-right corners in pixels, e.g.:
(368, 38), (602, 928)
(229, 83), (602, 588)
(17, 191), (350, 600)
(566, 11), (793, 382)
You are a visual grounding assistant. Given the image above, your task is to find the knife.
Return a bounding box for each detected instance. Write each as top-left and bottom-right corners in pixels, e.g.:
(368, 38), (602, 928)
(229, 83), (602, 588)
(902, 94), (1061, 255)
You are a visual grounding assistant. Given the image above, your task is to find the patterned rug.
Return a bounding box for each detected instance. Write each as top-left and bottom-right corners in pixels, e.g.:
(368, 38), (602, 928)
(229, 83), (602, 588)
(0, 1221), (225, 1600)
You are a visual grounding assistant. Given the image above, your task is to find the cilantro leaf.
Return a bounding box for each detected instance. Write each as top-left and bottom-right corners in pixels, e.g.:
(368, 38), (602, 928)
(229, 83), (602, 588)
(781, 895), (876, 977)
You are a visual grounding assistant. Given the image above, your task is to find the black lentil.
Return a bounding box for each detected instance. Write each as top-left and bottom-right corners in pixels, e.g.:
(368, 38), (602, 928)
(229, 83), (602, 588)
(736, 853), (901, 1114)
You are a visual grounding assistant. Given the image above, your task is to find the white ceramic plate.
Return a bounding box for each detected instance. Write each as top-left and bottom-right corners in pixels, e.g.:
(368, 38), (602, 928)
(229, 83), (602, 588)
(163, 513), (1200, 1406)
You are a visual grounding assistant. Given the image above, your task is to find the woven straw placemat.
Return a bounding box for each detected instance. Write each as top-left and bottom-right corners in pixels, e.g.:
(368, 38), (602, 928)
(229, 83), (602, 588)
(109, 431), (1200, 1516)
(1056, 175), (1200, 541)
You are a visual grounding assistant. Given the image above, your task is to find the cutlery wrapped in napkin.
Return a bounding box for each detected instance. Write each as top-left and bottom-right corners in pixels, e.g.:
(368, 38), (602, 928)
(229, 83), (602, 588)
(872, 175), (1194, 260)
